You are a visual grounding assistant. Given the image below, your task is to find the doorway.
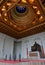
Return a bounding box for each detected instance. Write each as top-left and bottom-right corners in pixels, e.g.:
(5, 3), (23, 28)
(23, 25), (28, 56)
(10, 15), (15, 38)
(13, 41), (21, 59)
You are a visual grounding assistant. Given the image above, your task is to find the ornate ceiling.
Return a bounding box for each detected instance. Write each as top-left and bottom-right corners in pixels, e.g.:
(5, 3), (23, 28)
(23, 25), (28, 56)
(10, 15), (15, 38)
(0, 0), (45, 39)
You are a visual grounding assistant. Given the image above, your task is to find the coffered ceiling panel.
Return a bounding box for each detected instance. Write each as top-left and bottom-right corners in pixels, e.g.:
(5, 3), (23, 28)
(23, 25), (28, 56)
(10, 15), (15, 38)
(0, 0), (45, 39)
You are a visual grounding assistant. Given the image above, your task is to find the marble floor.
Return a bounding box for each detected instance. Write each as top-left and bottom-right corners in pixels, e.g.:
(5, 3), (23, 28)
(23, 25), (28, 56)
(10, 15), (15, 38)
(0, 60), (45, 65)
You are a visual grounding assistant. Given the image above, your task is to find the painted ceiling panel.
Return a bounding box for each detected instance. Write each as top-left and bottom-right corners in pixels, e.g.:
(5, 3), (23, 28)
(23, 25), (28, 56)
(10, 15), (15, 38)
(0, 0), (45, 39)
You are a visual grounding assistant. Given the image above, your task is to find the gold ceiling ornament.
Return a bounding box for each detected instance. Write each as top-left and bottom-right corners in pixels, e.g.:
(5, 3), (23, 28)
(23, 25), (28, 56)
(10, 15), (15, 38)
(39, 16), (44, 22)
(8, 3), (36, 27)
(10, 4), (28, 17)
(1, 8), (6, 11)
(36, 10), (41, 15)
(7, 2), (12, 6)
(28, 0), (35, 4)
(21, 0), (27, 3)
(4, 13), (7, 16)
(1, 6), (6, 11)
(33, 6), (37, 9)
(0, 0), (45, 39)
(4, 18), (7, 21)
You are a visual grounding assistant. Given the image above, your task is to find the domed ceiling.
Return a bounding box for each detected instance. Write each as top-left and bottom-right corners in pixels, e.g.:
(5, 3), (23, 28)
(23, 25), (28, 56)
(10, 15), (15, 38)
(0, 0), (45, 39)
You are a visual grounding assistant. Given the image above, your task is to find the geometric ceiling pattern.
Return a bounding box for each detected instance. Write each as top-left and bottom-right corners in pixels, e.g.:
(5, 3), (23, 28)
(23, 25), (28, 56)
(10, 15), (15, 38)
(0, 0), (45, 39)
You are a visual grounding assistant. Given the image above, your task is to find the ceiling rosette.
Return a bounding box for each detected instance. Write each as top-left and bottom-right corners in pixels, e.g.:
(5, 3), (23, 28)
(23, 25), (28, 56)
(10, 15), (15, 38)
(8, 3), (36, 26)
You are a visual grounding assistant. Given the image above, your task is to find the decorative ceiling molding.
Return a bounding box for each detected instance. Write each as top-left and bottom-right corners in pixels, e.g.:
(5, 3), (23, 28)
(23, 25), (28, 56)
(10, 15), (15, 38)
(0, 0), (45, 39)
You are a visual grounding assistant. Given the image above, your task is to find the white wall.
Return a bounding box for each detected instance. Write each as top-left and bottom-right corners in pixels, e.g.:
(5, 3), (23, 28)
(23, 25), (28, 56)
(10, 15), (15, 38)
(19, 32), (45, 59)
(0, 33), (22, 60)
(15, 43), (22, 59)
(0, 33), (15, 60)
(0, 32), (45, 60)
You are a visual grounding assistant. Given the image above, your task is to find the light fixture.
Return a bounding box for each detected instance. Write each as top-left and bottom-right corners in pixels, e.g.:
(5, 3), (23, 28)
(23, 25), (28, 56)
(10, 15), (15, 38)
(4, 13), (7, 16)
(4, 18), (7, 21)
(22, 0), (27, 3)
(33, 6), (37, 9)
(39, 16), (43, 21)
(1, 6), (6, 11)
(28, 0), (35, 4)
(3, 6), (5, 8)
(1, 8), (6, 11)
(37, 10), (41, 15)
(7, 2), (12, 6)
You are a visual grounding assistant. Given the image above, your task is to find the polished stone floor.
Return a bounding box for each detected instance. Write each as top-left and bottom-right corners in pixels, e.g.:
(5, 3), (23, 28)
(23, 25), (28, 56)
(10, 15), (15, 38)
(0, 60), (45, 65)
